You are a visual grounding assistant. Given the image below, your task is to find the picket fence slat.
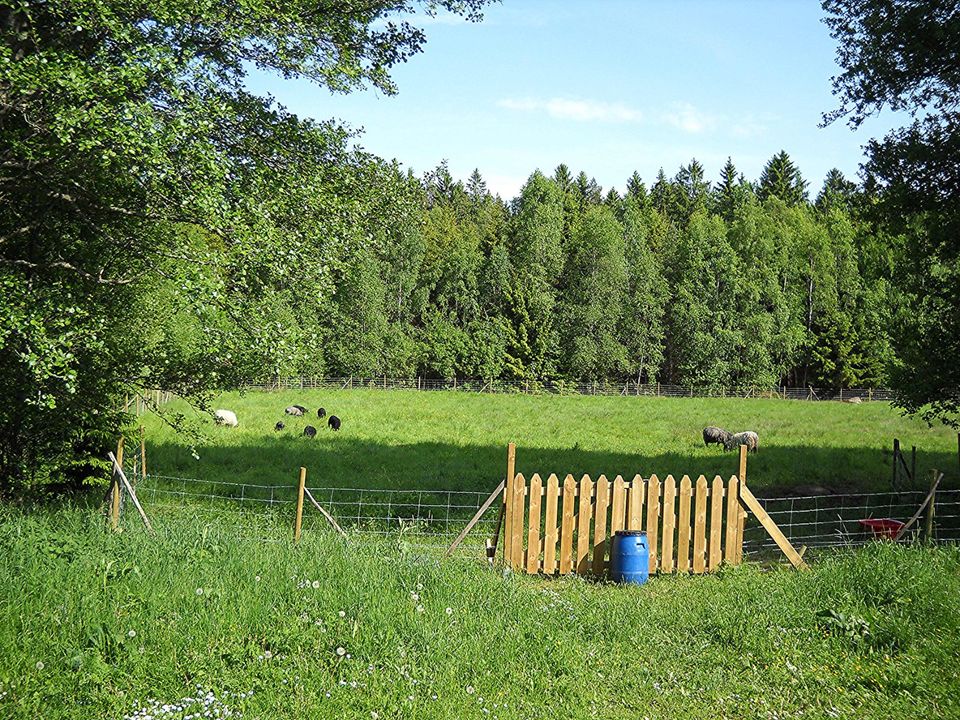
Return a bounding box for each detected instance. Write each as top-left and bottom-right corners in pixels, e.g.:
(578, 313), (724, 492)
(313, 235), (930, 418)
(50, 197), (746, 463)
(592, 476), (610, 575)
(543, 474), (559, 574)
(724, 477), (739, 564)
(709, 475), (724, 571)
(646, 475), (660, 574)
(560, 475), (576, 574)
(610, 476), (627, 537)
(576, 475), (594, 575)
(661, 476), (676, 573)
(628, 475), (644, 530)
(693, 475), (708, 574)
(511, 473), (526, 571)
(677, 475), (692, 573)
(527, 474), (543, 574)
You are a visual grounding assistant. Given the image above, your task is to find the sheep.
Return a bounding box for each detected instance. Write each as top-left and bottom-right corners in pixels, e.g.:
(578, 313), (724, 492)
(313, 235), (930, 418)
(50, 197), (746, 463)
(328, 415), (341, 431)
(702, 426), (731, 448)
(214, 409), (238, 427)
(317, 407), (326, 419)
(284, 405), (304, 417)
(724, 430), (759, 454)
(293, 404), (308, 414)
(303, 425), (317, 438)
(274, 421), (285, 432)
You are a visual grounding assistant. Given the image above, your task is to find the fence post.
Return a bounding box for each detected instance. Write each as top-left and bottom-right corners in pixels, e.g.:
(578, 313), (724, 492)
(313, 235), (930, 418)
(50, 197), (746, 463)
(911, 446), (917, 487)
(498, 442), (516, 566)
(892, 438), (900, 491)
(139, 425), (146, 488)
(110, 436), (125, 530)
(738, 444), (747, 488)
(294, 467), (307, 542)
(925, 469), (938, 542)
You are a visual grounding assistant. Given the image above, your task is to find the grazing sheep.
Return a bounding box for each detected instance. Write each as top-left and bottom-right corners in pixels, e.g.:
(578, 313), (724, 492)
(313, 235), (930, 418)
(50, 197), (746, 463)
(702, 426), (731, 448)
(293, 404), (308, 413)
(317, 407), (326, 419)
(274, 421), (285, 432)
(328, 415), (341, 431)
(725, 430), (759, 454)
(303, 425), (317, 438)
(844, 396), (862, 404)
(214, 409), (238, 427)
(284, 405), (304, 417)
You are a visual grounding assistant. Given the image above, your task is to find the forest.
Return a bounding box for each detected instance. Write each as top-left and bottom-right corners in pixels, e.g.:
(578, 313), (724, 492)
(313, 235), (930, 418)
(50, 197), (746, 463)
(1, 0), (955, 489)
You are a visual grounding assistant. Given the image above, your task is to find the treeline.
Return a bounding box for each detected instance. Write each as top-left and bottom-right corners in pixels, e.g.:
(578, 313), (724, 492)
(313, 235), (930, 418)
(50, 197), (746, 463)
(303, 154), (901, 390)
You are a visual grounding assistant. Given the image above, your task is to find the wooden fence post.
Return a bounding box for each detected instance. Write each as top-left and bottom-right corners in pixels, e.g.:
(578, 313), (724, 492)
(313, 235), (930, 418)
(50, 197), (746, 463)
(110, 437), (125, 530)
(892, 438), (900, 490)
(139, 425), (146, 488)
(294, 467), (306, 542)
(738, 444), (747, 488)
(497, 443), (516, 566)
(926, 468), (938, 542)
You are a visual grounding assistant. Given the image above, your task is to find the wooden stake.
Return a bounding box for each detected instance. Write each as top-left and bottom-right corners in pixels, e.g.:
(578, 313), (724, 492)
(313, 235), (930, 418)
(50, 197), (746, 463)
(110, 437), (124, 530)
(107, 452), (153, 532)
(892, 438), (900, 490)
(445, 480), (505, 557)
(303, 487), (348, 538)
(925, 469), (937, 542)
(294, 467), (306, 542)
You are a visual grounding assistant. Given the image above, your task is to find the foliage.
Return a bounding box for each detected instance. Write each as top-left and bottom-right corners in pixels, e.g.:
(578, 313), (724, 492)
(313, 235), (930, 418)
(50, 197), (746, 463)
(822, 0), (960, 425)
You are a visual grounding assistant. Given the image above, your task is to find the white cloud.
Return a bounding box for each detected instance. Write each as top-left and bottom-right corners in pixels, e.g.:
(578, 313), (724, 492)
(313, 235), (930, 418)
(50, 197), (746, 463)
(661, 102), (716, 134)
(483, 173), (527, 200)
(497, 97), (643, 123)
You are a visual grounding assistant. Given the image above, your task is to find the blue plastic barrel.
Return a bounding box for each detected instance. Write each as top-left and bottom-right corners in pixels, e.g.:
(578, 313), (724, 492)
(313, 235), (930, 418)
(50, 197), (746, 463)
(609, 530), (649, 585)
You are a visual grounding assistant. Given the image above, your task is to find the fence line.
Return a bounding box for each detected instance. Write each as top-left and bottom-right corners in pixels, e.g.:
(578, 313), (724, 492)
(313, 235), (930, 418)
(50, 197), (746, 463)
(238, 376), (893, 402)
(132, 473), (960, 563)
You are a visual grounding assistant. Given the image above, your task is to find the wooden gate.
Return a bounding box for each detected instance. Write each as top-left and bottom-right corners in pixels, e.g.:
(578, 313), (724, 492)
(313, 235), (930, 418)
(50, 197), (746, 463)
(504, 470), (746, 576)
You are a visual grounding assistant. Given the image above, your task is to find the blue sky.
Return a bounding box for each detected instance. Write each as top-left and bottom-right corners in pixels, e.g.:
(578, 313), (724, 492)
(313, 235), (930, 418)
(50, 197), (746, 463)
(245, 1), (906, 201)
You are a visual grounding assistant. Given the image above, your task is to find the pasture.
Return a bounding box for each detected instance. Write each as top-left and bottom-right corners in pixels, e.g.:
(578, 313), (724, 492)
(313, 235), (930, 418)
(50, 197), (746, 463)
(2, 505), (960, 719)
(140, 389), (959, 494)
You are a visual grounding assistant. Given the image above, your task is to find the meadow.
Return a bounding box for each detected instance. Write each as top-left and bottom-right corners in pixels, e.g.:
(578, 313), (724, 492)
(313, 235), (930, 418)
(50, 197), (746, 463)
(3, 504), (959, 719)
(139, 389), (959, 494)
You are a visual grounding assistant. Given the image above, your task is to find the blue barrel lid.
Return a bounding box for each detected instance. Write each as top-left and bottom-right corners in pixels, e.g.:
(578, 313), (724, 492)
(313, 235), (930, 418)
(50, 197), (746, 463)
(614, 530), (647, 537)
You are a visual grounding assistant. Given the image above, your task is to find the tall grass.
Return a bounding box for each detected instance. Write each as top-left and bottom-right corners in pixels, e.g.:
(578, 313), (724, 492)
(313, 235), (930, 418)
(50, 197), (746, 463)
(3, 504), (959, 719)
(138, 389), (958, 493)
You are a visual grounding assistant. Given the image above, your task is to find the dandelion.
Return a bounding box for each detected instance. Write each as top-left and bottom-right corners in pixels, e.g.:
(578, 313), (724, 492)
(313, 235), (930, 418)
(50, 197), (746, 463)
(338, 610), (346, 618)
(312, 580), (320, 589)
(35, 661), (44, 671)
(255, 575), (261, 582)
(195, 588), (204, 596)
(445, 607), (453, 616)
(466, 685), (475, 695)
(128, 629), (137, 638)
(336, 647), (346, 657)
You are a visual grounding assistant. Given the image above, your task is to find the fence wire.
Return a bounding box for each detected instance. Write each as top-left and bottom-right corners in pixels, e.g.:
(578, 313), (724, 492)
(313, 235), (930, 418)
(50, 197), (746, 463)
(238, 376), (894, 402)
(132, 473), (959, 564)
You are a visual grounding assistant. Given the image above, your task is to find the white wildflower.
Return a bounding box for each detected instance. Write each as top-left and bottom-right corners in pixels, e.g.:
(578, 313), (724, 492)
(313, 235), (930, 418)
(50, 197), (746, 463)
(336, 647), (346, 656)
(338, 610), (346, 618)
(128, 629), (137, 638)
(416, 604), (424, 613)
(445, 607), (453, 615)
(312, 580), (320, 589)
(195, 588), (204, 596)
(466, 685), (475, 695)
(35, 661), (44, 671)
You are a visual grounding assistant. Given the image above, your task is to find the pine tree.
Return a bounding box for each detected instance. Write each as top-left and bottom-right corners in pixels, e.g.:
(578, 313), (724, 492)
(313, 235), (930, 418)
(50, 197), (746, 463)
(758, 151), (809, 206)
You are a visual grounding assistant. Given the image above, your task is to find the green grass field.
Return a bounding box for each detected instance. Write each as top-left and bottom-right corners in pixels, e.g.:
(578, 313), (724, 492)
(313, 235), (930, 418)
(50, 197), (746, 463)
(139, 389), (959, 494)
(3, 505), (959, 719)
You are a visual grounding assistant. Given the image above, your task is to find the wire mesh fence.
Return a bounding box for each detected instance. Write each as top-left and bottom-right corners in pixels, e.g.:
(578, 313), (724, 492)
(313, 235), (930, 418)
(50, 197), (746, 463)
(131, 472), (956, 564)
(239, 376), (894, 402)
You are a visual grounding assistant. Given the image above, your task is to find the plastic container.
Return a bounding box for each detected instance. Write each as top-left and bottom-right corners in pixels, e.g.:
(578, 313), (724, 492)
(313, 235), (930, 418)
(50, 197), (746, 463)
(609, 530), (650, 585)
(858, 518), (905, 540)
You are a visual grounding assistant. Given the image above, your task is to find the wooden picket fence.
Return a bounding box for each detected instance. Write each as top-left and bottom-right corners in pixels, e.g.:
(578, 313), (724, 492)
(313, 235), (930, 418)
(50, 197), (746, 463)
(504, 470), (747, 576)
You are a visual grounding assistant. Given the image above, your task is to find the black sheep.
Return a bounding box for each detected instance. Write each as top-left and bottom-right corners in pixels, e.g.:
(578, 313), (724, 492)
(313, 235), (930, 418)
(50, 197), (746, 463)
(317, 407), (326, 419)
(303, 425), (317, 438)
(328, 415), (341, 431)
(274, 421), (285, 431)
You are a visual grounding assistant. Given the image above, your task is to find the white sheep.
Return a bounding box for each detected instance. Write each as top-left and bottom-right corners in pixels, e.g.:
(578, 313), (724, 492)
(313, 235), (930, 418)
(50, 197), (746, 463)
(214, 409), (238, 427)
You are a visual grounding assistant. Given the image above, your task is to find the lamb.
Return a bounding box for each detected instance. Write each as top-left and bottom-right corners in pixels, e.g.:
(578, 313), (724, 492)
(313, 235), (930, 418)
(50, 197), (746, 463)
(328, 415), (341, 431)
(702, 426), (731, 448)
(724, 430), (759, 454)
(214, 409), (238, 427)
(284, 405), (304, 417)
(303, 425), (317, 438)
(317, 407), (326, 419)
(274, 421), (285, 431)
